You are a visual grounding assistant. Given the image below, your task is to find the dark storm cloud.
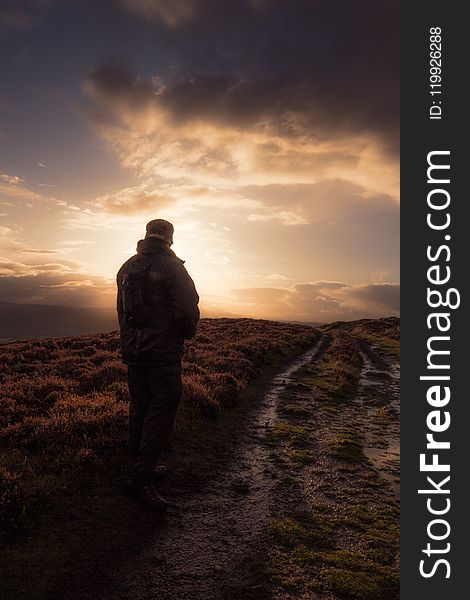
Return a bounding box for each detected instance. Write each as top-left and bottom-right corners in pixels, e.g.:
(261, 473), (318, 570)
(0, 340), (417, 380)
(86, 0), (399, 150)
(85, 60), (154, 111)
(0, 6), (32, 34)
(120, 0), (196, 26)
(0, 0), (58, 34)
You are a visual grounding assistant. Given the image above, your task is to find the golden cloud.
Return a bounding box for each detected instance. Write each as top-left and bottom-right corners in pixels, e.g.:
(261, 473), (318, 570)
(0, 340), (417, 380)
(232, 281), (400, 322)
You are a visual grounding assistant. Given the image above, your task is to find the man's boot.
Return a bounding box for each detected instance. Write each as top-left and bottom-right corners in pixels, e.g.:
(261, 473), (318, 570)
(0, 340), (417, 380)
(123, 479), (168, 512)
(137, 480), (169, 512)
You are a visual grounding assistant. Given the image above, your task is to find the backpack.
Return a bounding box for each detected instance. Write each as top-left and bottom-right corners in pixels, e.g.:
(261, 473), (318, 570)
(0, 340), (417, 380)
(120, 256), (154, 327)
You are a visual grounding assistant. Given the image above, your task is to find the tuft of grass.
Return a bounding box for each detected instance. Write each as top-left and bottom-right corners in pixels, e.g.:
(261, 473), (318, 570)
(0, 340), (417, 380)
(293, 331), (362, 403)
(323, 565), (399, 600)
(269, 507), (399, 600)
(278, 403), (311, 418)
(268, 511), (334, 550)
(287, 450), (312, 468)
(266, 423), (309, 445)
(320, 317), (400, 360)
(358, 334), (400, 359)
(327, 433), (365, 463)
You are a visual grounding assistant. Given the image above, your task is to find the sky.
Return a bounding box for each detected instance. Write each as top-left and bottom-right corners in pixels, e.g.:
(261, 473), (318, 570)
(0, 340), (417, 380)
(0, 0), (399, 323)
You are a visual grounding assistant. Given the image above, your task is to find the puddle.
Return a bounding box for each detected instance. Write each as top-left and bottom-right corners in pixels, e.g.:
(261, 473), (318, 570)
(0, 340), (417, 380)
(356, 346), (400, 496)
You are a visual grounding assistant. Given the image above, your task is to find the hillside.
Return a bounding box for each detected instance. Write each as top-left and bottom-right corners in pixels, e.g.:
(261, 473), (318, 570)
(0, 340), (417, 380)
(0, 302), (117, 343)
(0, 318), (399, 600)
(321, 316), (400, 338)
(0, 318), (318, 534)
(322, 316), (400, 357)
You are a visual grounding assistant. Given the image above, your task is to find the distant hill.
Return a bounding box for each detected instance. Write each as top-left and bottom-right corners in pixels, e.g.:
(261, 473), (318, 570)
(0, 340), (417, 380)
(0, 302), (118, 342)
(321, 316), (400, 339)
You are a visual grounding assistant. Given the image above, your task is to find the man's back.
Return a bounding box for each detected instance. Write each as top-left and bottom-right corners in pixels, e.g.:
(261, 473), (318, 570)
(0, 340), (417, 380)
(117, 236), (199, 365)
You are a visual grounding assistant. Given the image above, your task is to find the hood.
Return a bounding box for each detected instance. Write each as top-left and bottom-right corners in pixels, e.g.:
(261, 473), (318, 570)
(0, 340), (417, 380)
(136, 237), (184, 262)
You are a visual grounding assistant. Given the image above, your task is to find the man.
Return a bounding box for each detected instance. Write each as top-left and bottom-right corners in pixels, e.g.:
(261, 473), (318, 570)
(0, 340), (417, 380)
(116, 219), (200, 511)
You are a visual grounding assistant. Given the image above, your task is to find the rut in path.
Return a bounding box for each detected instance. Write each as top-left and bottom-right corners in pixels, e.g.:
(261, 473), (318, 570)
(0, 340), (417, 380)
(96, 339), (326, 600)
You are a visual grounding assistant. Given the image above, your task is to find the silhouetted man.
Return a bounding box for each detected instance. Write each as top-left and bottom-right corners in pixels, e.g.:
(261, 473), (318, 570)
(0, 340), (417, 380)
(117, 219), (199, 510)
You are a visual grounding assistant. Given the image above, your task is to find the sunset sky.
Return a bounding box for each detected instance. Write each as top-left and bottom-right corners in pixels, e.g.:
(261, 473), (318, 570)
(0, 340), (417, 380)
(0, 0), (399, 322)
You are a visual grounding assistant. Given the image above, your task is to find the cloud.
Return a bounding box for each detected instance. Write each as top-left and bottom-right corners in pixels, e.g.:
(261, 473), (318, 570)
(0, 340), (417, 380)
(83, 58), (399, 202)
(0, 5), (32, 34)
(120, 0), (195, 27)
(106, 0), (399, 153)
(0, 180), (52, 202)
(232, 281), (400, 322)
(0, 259), (115, 307)
(0, 256), (78, 276)
(337, 282), (400, 311)
(20, 248), (58, 254)
(267, 273), (290, 281)
(239, 179), (399, 224)
(0, 173), (25, 185)
(0, 227), (114, 307)
(0, 0), (57, 35)
(0, 0), (399, 319)
(83, 61), (156, 122)
(92, 185), (174, 215)
(82, 0), (400, 215)
(0, 225), (59, 256)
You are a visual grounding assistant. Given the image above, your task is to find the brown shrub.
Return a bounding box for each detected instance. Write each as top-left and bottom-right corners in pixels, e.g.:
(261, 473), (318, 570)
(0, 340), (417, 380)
(78, 361), (127, 393)
(0, 318), (319, 539)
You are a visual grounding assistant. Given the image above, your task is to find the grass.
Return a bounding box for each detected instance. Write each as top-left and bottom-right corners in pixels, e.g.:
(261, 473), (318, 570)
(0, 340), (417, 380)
(323, 565), (399, 600)
(327, 432), (365, 463)
(321, 317), (400, 359)
(0, 318), (320, 598)
(293, 330), (363, 403)
(0, 316), (400, 599)
(354, 332), (400, 359)
(268, 510), (334, 550)
(266, 423), (310, 445)
(268, 502), (399, 599)
(287, 450), (312, 468)
(0, 318), (319, 542)
(265, 322), (399, 600)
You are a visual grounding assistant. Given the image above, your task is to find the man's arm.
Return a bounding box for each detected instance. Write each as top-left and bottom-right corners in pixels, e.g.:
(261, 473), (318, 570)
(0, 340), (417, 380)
(168, 262), (200, 339)
(116, 270), (124, 324)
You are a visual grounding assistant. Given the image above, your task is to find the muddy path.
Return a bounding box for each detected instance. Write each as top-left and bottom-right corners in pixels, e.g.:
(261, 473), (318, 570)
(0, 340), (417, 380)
(61, 333), (399, 600)
(86, 340), (326, 600)
(264, 334), (400, 599)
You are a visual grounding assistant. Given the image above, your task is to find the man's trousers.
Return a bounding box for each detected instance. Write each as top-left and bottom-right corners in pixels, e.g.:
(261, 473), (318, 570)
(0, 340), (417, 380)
(127, 361), (182, 483)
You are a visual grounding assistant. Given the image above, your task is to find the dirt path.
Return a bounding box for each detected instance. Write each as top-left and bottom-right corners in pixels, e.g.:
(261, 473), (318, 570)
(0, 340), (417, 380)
(356, 343), (400, 496)
(94, 340), (326, 600)
(263, 334), (400, 599)
(69, 333), (399, 600)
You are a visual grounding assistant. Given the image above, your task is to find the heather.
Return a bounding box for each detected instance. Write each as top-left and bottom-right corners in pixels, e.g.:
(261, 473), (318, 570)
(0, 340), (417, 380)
(0, 318), (318, 539)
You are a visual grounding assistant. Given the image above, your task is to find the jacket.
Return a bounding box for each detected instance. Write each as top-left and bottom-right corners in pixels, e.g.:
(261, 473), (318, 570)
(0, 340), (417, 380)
(116, 237), (200, 365)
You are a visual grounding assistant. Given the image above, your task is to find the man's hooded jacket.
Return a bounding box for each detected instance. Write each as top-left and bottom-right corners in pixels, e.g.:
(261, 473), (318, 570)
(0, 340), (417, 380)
(116, 237), (200, 365)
